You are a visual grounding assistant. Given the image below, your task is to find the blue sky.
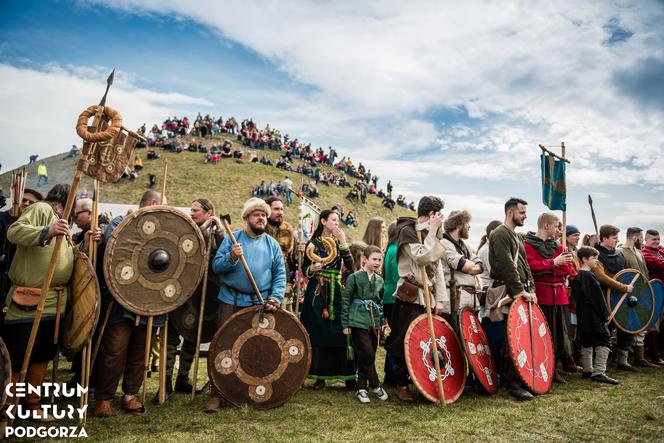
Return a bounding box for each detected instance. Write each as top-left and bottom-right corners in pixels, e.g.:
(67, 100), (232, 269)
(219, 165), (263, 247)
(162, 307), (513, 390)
(1, 0), (663, 244)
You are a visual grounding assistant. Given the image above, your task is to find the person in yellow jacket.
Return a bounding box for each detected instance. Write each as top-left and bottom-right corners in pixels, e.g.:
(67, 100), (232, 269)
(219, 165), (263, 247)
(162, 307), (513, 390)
(37, 162), (48, 187)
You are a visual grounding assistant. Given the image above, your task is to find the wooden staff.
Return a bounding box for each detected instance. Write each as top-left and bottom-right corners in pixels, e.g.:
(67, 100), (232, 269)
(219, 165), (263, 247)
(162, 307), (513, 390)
(416, 231), (445, 405)
(141, 316), (154, 404)
(191, 227), (214, 400)
(219, 216), (265, 304)
(294, 192), (305, 315)
(527, 301), (536, 388)
(560, 142), (567, 249)
(80, 179), (99, 425)
(607, 273), (641, 324)
(158, 160), (169, 404)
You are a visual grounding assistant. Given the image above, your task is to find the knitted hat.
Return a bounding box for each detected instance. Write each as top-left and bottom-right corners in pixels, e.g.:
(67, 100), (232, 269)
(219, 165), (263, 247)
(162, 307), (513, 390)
(566, 224), (580, 236)
(242, 197), (271, 219)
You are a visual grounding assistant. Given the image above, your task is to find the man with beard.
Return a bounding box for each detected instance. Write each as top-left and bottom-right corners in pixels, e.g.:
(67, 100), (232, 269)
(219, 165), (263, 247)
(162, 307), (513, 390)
(205, 197), (285, 412)
(642, 230), (664, 365)
(385, 195), (447, 402)
(618, 227), (657, 368)
(524, 213), (574, 383)
(593, 224), (636, 372)
(159, 198), (224, 402)
(440, 210), (483, 314)
(488, 197), (536, 401)
(265, 196), (298, 309)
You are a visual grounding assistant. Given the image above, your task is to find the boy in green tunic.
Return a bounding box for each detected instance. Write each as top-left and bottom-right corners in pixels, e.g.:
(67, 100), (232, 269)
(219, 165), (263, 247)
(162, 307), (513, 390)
(342, 246), (388, 403)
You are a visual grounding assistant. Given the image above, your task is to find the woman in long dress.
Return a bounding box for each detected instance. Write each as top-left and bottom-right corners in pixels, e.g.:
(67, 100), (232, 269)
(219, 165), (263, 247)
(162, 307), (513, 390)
(300, 209), (356, 389)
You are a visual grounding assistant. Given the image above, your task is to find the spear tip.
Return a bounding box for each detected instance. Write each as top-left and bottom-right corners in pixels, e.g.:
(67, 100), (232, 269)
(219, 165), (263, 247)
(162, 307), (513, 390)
(588, 194), (593, 204)
(107, 69), (115, 86)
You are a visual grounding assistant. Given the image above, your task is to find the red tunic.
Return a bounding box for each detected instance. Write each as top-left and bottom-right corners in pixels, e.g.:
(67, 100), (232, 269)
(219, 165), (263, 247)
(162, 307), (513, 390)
(643, 245), (664, 281)
(525, 242), (573, 306)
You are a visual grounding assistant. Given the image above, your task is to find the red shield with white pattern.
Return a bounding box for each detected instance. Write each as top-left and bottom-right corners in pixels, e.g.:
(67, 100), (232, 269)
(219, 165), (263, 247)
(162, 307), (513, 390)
(459, 308), (498, 394)
(404, 314), (466, 404)
(506, 298), (554, 394)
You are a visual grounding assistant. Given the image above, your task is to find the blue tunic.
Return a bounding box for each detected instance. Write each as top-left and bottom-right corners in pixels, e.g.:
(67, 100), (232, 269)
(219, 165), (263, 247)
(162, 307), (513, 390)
(212, 230), (286, 307)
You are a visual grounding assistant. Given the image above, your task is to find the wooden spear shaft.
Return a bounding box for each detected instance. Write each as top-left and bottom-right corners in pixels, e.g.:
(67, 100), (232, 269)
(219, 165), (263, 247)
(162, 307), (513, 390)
(191, 228), (214, 400)
(219, 218), (265, 304)
(416, 231), (446, 405)
(157, 160), (169, 404)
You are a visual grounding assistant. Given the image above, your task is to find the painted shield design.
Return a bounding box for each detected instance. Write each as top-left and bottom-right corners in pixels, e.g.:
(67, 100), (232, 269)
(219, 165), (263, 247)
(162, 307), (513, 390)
(207, 306), (311, 409)
(647, 279), (664, 329)
(459, 308), (498, 394)
(404, 314), (466, 404)
(606, 269), (654, 334)
(104, 205), (206, 316)
(506, 298), (554, 395)
(0, 338), (11, 409)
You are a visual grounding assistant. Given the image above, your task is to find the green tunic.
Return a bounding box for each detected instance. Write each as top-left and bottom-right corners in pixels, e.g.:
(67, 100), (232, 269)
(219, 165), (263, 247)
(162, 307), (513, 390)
(382, 242), (398, 305)
(341, 270), (385, 330)
(5, 202), (73, 323)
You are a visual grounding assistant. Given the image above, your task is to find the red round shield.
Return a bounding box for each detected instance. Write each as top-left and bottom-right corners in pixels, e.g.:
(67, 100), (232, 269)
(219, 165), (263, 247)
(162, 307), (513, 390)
(458, 308), (498, 394)
(506, 298), (554, 394)
(404, 314), (466, 404)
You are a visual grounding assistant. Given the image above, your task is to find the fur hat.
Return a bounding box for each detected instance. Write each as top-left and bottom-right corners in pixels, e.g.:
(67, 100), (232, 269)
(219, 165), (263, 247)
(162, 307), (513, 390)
(444, 210), (471, 232)
(242, 197), (271, 219)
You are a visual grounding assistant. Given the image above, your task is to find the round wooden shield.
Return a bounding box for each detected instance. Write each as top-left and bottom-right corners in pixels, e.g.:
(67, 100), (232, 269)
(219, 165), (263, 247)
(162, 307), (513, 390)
(170, 289), (222, 343)
(647, 279), (663, 329)
(404, 314), (466, 404)
(606, 269), (654, 334)
(506, 298), (554, 395)
(0, 337), (11, 409)
(104, 206), (206, 316)
(207, 306), (311, 409)
(458, 308), (498, 394)
(61, 251), (101, 356)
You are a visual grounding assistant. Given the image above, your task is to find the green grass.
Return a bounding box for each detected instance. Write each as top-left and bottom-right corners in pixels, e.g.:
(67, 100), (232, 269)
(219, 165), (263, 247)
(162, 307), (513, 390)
(0, 134), (412, 241)
(9, 351), (664, 442)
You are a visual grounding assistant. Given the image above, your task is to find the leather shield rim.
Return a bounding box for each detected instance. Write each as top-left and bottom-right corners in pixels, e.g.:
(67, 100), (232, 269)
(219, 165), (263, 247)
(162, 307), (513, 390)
(61, 252), (101, 355)
(403, 313), (466, 404)
(458, 308), (498, 395)
(648, 279), (664, 329)
(605, 269), (654, 335)
(506, 298), (554, 395)
(207, 305), (312, 409)
(103, 205), (206, 316)
(0, 337), (10, 409)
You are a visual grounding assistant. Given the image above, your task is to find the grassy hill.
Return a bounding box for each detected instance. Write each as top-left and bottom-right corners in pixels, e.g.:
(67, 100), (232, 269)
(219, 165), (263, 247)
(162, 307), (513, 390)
(0, 133), (413, 240)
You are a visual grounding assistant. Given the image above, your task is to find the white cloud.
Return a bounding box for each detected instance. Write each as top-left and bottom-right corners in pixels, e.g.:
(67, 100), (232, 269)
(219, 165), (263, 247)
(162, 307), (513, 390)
(0, 63), (213, 170)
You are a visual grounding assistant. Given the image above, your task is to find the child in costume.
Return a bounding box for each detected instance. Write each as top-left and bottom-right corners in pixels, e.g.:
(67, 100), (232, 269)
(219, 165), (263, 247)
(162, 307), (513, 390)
(342, 246), (389, 403)
(571, 246), (620, 385)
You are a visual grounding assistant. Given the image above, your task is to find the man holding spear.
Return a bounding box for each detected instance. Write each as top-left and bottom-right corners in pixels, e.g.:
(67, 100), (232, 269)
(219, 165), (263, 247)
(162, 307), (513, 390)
(204, 197), (285, 412)
(1, 184), (74, 415)
(384, 196), (447, 402)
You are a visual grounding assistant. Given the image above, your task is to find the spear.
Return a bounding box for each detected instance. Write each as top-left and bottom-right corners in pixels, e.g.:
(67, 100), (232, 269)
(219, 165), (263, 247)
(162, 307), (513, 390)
(588, 195), (598, 237)
(15, 70), (115, 407)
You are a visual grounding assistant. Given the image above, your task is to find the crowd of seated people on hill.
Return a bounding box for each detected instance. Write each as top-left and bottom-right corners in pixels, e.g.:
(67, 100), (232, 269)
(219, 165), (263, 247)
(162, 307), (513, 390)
(138, 113), (415, 211)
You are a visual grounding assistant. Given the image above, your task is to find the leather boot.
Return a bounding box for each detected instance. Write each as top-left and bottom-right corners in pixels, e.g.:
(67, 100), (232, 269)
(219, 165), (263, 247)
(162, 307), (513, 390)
(395, 386), (415, 402)
(24, 362), (49, 411)
(204, 390), (222, 413)
(616, 349), (639, 372)
(634, 346), (658, 368)
(646, 332), (664, 366)
(93, 400), (113, 418)
(174, 375), (193, 393)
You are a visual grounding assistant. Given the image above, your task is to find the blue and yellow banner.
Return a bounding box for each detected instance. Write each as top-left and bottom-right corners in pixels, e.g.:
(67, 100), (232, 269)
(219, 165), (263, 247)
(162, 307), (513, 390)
(541, 153), (566, 211)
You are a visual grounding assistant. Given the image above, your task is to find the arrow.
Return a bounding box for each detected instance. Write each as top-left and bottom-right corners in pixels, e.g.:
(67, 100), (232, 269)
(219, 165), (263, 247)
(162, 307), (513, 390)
(99, 69), (115, 107)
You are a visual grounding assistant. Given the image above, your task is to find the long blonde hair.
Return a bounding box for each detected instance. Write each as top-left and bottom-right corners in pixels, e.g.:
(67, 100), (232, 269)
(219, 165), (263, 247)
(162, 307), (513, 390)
(362, 217), (387, 251)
